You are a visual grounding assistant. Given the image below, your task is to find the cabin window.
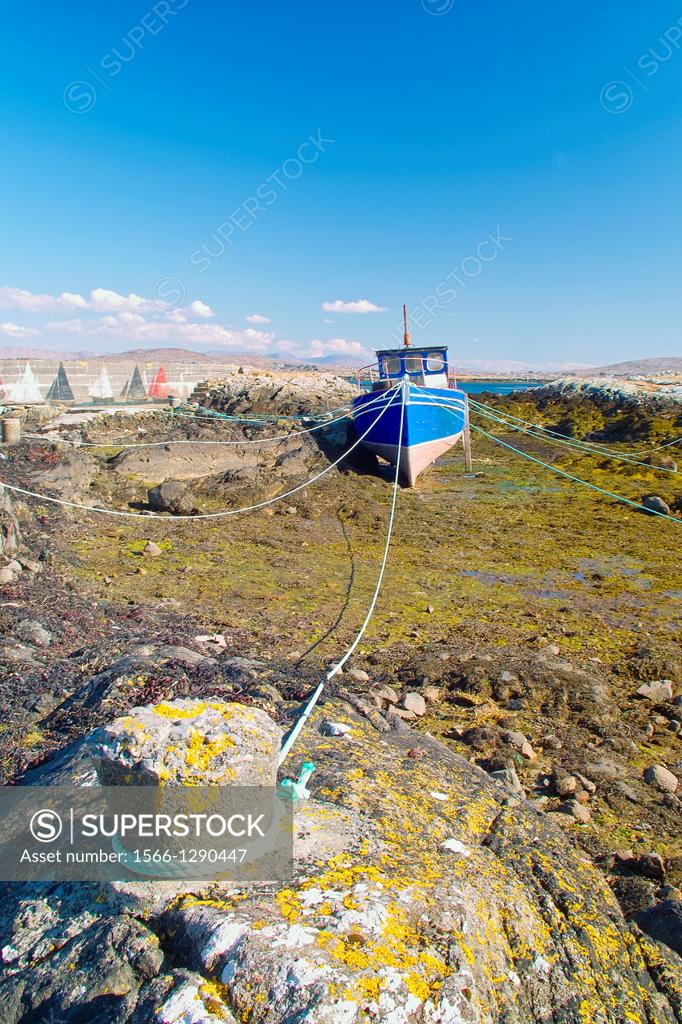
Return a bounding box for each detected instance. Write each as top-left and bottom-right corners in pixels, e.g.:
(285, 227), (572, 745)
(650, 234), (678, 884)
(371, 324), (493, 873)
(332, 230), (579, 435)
(404, 355), (424, 374)
(426, 353), (446, 372)
(382, 357), (402, 376)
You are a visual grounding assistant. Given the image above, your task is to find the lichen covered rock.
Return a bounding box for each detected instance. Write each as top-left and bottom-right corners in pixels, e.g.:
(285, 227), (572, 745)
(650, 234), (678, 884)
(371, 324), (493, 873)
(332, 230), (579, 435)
(89, 698), (282, 786)
(3, 697), (681, 1023)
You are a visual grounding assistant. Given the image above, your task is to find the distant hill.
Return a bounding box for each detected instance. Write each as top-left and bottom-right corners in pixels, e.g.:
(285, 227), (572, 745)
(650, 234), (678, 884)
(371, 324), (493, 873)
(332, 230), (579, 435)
(0, 345), (96, 360)
(100, 348), (278, 367)
(570, 357), (682, 376)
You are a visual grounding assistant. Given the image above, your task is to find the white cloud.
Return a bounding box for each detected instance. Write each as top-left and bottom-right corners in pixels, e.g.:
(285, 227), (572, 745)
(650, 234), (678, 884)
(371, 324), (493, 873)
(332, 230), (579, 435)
(0, 322), (41, 338)
(45, 313), (274, 352)
(0, 283), (374, 361)
(306, 337), (371, 359)
(321, 299), (386, 314)
(184, 300), (214, 319)
(0, 287), (88, 314)
(89, 288), (156, 313)
(0, 285), (192, 317)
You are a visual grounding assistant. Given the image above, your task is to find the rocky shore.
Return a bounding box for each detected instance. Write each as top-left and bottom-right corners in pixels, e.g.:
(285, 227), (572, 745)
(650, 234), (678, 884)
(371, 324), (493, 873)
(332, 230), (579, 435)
(536, 376), (682, 408)
(0, 379), (680, 1021)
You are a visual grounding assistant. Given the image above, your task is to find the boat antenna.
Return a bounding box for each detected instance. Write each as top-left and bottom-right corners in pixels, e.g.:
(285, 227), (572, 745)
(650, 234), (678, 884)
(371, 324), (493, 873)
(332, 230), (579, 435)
(403, 304), (411, 348)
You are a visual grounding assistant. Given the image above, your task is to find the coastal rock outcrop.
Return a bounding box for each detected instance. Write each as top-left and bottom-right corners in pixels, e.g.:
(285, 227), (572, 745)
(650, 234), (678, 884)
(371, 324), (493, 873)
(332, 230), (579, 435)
(198, 370), (358, 417)
(2, 694), (681, 1023)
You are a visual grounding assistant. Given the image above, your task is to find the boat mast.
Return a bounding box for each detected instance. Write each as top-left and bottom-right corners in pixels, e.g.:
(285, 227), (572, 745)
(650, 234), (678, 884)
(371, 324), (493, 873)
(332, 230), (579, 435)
(403, 304), (411, 348)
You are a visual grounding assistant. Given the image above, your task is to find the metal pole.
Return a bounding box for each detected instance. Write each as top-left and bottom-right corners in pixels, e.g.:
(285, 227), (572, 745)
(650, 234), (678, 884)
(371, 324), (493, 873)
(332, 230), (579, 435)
(463, 397), (473, 473)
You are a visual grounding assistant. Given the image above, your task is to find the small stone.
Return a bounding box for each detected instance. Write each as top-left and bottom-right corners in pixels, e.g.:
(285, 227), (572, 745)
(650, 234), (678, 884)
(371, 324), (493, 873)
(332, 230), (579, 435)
(643, 764), (679, 794)
(320, 721), (352, 738)
(372, 685), (399, 705)
(613, 782), (641, 804)
(392, 707), (417, 721)
(402, 692), (427, 717)
(506, 699), (524, 711)
(20, 621), (52, 648)
(143, 541), (162, 557)
(195, 634), (227, 650)
(554, 773), (577, 798)
(347, 668), (370, 683)
(502, 730), (536, 760)
(642, 495), (671, 516)
(540, 644), (561, 657)
(17, 556), (43, 573)
(426, 605), (435, 614)
(499, 671), (518, 685)
(637, 852), (666, 881)
(668, 719), (681, 735)
(5, 560), (22, 573)
(0, 567), (16, 585)
(461, 726), (498, 750)
(489, 766), (525, 799)
(559, 799), (591, 823)
(136, 567), (148, 576)
(636, 680), (674, 703)
(573, 772), (597, 795)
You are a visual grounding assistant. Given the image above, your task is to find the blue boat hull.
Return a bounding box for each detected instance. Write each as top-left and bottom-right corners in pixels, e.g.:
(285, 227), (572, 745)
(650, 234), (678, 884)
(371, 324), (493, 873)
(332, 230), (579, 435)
(351, 384), (467, 486)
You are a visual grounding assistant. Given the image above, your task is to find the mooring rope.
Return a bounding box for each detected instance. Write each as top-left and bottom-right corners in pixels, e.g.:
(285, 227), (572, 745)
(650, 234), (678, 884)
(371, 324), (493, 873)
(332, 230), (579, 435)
(469, 422), (682, 525)
(21, 393), (389, 451)
(470, 404), (680, 475)
(469, 396), (682, 460)
(0, 385), (401, 521)
(278, 378), (408, 766)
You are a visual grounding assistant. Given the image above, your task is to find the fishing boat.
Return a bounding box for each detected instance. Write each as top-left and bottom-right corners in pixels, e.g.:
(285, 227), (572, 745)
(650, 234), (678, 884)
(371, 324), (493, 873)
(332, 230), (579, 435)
(351, 308), (469, 486)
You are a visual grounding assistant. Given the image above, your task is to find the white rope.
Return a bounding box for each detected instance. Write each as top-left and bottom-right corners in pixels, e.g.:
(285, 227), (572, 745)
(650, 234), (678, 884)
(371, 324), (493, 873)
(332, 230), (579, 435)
(1, 386), (401, 521)
(22, 394), (390, 451)
(278, 378), (408, 766)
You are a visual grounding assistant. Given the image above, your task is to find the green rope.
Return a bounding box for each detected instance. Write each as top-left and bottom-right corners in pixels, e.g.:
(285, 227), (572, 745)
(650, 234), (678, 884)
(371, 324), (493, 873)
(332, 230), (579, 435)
(469, 396), (682, 460)
(470, 423), (682, 525)
(470, 404), (680, 475)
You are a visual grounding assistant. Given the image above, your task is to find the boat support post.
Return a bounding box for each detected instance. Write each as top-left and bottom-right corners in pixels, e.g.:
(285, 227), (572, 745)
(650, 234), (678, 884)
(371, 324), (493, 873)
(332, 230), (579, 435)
(463, 396), (473, 473)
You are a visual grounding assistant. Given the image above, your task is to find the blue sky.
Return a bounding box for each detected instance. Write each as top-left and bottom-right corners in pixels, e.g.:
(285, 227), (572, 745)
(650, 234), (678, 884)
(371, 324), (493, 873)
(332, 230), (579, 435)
(0, 0), (681, 367)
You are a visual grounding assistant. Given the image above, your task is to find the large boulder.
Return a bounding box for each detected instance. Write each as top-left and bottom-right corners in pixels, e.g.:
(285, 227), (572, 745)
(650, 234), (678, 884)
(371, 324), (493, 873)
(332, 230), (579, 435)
(0, 910), (163, 1024)
(147, 479), (196, 515)
(3, 695), (680, 1023)
(89, 698), (282, 787)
